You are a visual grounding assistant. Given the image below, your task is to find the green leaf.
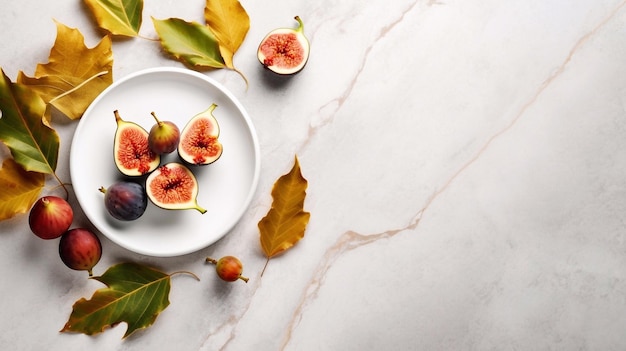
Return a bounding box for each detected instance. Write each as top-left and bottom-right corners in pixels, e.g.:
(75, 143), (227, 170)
(61, 263), (174, 338)
(0, 68), (59, 174)
(152, 17), (226, 69)
(83, 0), (144, 37)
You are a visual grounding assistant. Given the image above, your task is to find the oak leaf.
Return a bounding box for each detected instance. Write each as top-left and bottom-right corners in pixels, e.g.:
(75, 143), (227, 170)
(204, 0), (250, 70)
(17, 21), (113, 121)
(0, 158), (45, 221)
(0, 68), (59, 175)
(83, 0), (144, 37)
(61, 262), (198, 338)
(258, 156), (310, 275)
(152, 17), (226, 70)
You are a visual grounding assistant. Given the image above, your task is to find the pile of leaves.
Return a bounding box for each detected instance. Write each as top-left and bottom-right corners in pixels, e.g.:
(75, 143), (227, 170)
(0, 0), (311, 340)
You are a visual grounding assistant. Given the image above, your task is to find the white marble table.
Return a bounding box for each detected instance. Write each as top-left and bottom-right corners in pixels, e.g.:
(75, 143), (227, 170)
(2, 1), (626, 350)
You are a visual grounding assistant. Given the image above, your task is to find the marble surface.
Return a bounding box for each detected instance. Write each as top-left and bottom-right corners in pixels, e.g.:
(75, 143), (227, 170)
(1, 0), (626, 350)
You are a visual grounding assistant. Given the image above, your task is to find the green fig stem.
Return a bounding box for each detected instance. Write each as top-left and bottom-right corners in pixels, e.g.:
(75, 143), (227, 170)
(98, 186), (106, 194)
(195, 203), (207, 214)
(114, 110), (122, 123)
(294, 16), (304, 33)
(87, 268), (93, 277)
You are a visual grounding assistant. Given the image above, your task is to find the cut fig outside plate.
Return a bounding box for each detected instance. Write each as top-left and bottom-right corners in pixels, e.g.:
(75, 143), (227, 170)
(69, 68), (260, 257)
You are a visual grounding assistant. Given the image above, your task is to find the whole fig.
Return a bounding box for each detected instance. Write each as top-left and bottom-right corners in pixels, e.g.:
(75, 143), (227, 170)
(148, 111), (180, 154)
(206, 256), (249, 283)
(99, 181), (148, 221)
(29, 196), (73, 239)
(59, 228), (102, 277)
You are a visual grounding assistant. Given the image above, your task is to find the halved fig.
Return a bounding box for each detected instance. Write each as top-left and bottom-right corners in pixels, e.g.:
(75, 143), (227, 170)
(146, 162), (206, 213)
(257, 16), (310, 75)
(113, 110), (160, 176)
(178, 104), (223, 166)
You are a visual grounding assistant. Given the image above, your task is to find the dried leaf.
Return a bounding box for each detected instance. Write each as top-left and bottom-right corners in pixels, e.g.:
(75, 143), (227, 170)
(0, 68), (59, 174)
(0, 158), (45, 221)
(61, 262), (189, 338)
(152, 17), (226, 70)
(204, 0), (250, 69)
(258, 156), (310, 273)
(17, 21), (113, 121)
(83, 0), (144, 37)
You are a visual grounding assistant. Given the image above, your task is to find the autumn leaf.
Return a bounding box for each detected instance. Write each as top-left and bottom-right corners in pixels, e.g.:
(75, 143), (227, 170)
(152, 17), (226, 70)
(204, 0), (250, 70)
(0, 158), (45, 221)
(258, 156), (310, 275)
(61, 262), (199, 338)
(0, 68), (59, 175)
(83, 0), (144, 37)
(17, 21), (113, 121)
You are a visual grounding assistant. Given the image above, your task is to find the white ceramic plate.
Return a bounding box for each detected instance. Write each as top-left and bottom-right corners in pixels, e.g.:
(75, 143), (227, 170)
(70, 67), (260, 257)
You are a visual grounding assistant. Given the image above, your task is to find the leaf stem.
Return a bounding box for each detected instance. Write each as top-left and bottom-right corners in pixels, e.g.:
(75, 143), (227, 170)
(230, 67), (249, 90)
(260, 258), (270, 277)
(49, 70), (109, 104)
(50, 172), (70, 200)
(169, 270), (200, 281)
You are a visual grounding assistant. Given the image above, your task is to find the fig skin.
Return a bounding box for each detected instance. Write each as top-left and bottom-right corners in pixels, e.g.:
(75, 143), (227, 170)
(99, 182), (148, 221)
(148, 111), (180, 155)
(59, 228), (102, 277)
(206, 256), (249, 283)
(29, 196), (74, 240)
(257, 16), (310, 75)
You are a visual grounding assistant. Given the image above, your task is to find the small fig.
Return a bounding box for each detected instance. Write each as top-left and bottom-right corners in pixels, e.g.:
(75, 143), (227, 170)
(29, 196), (73, 240)
(146, 163), (206, 213)
(99, 181), (148, 221)
(148, 111), (180, 154)
(178, 104), (223, 166)
(59, 228), (102, 277)
(257, 16), (310, 75)
(113, 110), (160, 176)
(206, 256), (249, 283)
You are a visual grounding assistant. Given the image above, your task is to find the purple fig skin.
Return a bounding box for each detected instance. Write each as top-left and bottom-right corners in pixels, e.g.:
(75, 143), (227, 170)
(59, 228), (102, 277)
(29, 196), (74, 240)
(148, 112), (180, 154)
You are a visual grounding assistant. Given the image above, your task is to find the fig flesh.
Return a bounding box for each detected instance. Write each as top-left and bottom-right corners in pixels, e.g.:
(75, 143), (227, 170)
(113, 110), (160, 176)
(146, 162), (206, 213)
(148, 111), (180, 154)
(178, 104), (223, 166)
(59, 228), (102, 277)
(257, 16), (310, 75)
(29, 196), (74, 240)
(99, 181), (148, 221)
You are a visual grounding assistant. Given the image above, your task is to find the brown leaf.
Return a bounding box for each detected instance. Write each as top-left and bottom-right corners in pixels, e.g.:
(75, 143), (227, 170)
(258, 156), (310, 274)
(0, 158), (45, 221)
(17, 20), (113, 120)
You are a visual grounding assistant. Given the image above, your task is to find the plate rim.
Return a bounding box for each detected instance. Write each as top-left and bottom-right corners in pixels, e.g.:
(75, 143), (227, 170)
(69, 67), (261, 257)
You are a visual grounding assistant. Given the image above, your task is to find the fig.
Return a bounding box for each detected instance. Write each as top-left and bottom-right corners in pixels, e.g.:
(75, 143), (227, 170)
(59, 228), (102, 277)
(29, 196), (74, 240)
(99, 181), (148, 221)
(113, 110), (160, 176)
(257, 16), (310, 75)
(146, 162), (207, 213)
(205, 256), (249, 283)
(148, 111), (180, 154)
(178, 104), (223, 166)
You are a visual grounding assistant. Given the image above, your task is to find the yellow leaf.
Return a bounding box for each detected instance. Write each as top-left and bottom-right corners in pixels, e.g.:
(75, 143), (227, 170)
(258, 156), (310, 274)
(17, 21), (113, 120)
(0, 158), (45, 221)
(204, 0), (250, 69)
